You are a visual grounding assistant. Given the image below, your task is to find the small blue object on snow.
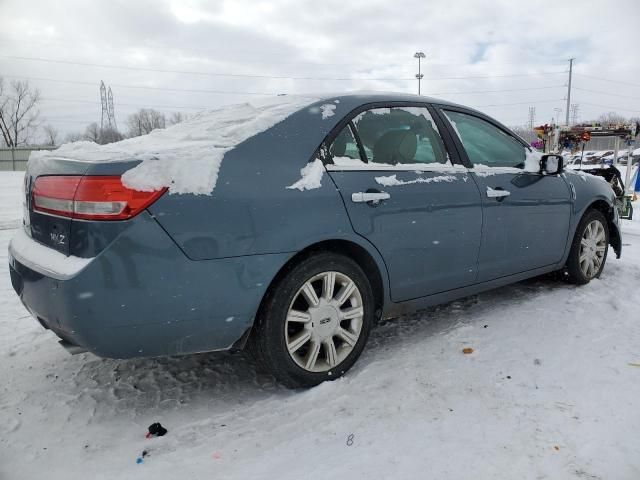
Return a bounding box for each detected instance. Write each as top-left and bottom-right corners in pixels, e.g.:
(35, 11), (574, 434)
(136, 457), (143, 464)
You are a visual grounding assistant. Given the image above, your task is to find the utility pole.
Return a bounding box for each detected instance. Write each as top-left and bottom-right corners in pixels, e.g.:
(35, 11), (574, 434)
(553, 108), (562, 125)
(414, 52), (425, 95)
(100, 81), (108, 131)
(107, 86), (117, 131)
(528, 106), (536, 131)
(565, 58), (574, 126)
(570, 103), (579, 125)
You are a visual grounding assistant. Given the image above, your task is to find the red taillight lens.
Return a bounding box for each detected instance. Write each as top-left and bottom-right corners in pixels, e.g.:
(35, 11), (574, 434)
(32, 175), (167, 220)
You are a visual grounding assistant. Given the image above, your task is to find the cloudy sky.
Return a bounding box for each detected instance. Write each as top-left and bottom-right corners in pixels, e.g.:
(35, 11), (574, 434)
(1, 0), (639, 141)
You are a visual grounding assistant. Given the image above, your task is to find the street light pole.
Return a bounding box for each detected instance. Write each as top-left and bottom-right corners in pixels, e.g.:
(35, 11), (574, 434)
(414, 52), (425, 95)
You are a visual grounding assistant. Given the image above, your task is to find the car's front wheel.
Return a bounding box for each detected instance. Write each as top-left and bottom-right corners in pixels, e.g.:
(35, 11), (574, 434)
(251, 252), (374, 388)
(565, 209), (609, 284)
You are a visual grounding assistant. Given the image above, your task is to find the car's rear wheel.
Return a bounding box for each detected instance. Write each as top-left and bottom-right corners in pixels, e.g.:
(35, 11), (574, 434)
(565, 209), (609, 284)
(251, 252), (374, 388)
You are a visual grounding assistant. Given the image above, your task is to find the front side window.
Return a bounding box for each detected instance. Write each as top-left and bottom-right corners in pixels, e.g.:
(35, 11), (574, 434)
(443, 110), (525, 168)
(328, 106), (449, 166)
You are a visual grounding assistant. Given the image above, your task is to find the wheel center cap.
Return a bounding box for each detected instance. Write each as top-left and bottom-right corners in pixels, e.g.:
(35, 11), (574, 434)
(310, 301), (339, 339)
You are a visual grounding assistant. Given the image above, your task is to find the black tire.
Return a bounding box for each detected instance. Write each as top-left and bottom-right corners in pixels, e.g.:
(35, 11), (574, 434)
(250, 252), (374, 388)
(565, 209), (609, 285)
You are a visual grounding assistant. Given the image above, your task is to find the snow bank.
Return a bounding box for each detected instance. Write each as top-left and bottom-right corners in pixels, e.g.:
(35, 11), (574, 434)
(30, 96), (319, 195)
(0, 171), (24, 231)
(375, 174), (457, 186)
(286, 159), (325, 191)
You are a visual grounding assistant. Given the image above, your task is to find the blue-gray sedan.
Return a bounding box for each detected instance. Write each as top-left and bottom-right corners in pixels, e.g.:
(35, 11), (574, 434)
(8, 93), (622, 387)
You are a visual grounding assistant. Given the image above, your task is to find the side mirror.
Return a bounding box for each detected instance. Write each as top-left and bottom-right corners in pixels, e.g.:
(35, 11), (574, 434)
(540, 154), (564, 175)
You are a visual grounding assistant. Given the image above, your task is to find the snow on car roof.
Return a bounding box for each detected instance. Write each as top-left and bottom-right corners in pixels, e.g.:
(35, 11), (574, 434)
(28, 92), (466, 195)
(31, 95), (321, 194)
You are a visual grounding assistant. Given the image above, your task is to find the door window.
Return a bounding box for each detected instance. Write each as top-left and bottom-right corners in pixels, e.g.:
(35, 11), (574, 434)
(328, 124), (362, 164)
(328, 107), (450, 166)
(443, 110), (525, 168)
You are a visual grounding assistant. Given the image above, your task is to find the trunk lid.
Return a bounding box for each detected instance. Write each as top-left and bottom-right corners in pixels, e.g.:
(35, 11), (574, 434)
(25, 156), (140, 257)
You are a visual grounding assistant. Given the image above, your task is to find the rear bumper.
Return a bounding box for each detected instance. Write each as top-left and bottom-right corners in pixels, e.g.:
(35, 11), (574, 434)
(8, 212), (292, 358)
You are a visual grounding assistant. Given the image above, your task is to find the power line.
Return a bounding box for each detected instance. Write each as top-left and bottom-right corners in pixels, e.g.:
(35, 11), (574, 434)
(12, 38), (574, 68)
(573, 73), (640, 88)
(5, 74), (567, 100)
(2, 74), (277, 96)
(41, 97), (209, 110)
(40, 92), (569, 112)
(0, 54), (413, 81)
(573, 87), (640, 101)
(0, 54), (567, 82)
(473, 99), (566, 108)
(425, 85), (564, 95)
(579, 101), (640, 114)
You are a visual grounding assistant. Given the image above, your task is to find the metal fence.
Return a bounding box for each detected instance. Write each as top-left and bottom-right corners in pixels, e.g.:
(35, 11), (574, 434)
(0, 147), (57, 171)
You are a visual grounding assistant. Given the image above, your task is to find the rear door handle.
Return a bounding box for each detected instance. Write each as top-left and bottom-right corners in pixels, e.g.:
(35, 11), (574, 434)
(351, 192), (390, 204)
(486, 187), (510, 199)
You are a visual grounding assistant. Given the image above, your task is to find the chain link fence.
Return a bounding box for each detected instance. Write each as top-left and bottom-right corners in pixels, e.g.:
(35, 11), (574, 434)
(0, 147), (57, 171)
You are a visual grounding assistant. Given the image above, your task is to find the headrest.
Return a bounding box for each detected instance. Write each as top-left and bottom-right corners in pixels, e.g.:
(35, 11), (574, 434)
(373, 130), (417, 164)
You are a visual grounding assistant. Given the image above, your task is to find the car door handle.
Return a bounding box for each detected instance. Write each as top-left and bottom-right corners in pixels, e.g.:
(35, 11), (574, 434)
(486, 187), (511, 198)
(351, 192), (390, 204)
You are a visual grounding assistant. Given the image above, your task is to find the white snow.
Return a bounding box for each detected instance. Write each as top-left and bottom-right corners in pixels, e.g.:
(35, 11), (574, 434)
(471, 164), (522, 177)
(1, 170), (640, 479)
(30, 96), (319, 195)
(327, 162), (466, 172)
(319, 103), (337, 119)
(8, 228), (92, 278)
(286, 159), (325, 191)
(375, 174), (457, 186)
(331, 156), (366, 167)
(524, 148), (542, 173)
(0, 171), (24, 231)
(564, 168), (609, 183)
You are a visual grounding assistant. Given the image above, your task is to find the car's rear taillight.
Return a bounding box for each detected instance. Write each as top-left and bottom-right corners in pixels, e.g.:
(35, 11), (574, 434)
(32, 175), (167, 220)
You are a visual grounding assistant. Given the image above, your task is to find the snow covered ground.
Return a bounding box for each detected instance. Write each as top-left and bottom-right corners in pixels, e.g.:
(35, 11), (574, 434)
(1, 171), (639, 480)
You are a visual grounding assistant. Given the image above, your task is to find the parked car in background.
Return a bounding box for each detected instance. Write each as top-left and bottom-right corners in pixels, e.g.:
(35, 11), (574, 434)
(601, 149), (628, 165)
(8, 93), (622, 387)
(611, 149), (640, 166)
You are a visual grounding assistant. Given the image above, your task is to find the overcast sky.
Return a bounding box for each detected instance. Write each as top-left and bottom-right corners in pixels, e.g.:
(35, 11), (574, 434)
(1, 0), (639, 140)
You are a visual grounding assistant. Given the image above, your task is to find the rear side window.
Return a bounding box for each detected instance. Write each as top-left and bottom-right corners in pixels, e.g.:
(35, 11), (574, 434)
(443, 110), (525, 168)
(329, 124), (361, 163)
(327, 106), (450, 166)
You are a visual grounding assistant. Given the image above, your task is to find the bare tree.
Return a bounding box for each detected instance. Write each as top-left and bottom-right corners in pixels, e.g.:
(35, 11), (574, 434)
(63, 123), (123, 145)
(64, 131), (85, 143)
(41, 124), (59, 146)
(168, 111), (187, 126)
(84, 122), (101, 143)
(0, 77), (41, 147)
(99, 126), (123, 144)
(127, 108), (166, 137)
(596, 112), (627, 125)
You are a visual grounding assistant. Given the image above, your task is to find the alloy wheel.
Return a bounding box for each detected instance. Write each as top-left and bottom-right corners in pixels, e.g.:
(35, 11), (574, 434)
(579, 219), (607, 279)
(285, 271), (364, 372)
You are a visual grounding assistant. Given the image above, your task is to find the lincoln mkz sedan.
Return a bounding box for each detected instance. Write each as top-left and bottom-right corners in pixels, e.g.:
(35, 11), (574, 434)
(8, 93), (621, 387)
